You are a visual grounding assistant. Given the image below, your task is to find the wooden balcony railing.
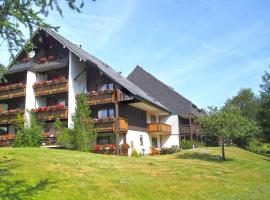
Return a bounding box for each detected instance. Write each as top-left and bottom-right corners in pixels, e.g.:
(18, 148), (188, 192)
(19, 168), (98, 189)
(34, 106), (68, 121)
(0, 83), (26, 100)
(147, 123), (172, 135)
(33, 78), (68, 96)
(0, 134), (15, 147)
(86, 90), (119, 105)
(0, 109), (24, 125)
(94, 117), (128, 133)
(180, 124), (201, 135)
(10, 55), (68, 72)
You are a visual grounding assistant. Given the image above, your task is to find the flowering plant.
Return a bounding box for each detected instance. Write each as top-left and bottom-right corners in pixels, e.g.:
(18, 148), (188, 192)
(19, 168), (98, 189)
(0, 108), (23, 115)
(87, 89), (114, 96)
(33, 77), (66, 87)
(91, 144), (117, 153)
(0, 134), (15, 140)
(94, 117), (115, 123)
(32, 104), (65, 113)
(0, 83), (24, 90)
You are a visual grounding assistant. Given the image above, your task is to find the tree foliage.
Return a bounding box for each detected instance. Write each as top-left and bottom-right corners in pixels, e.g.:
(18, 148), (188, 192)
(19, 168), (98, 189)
(56, 94), (96, 151)
(258, 66), (270, 141)
(13, 112), (42, 147)
(199, 108), (259, 160)
(0, 0), (85, 58)
(224, 88), (259, 121)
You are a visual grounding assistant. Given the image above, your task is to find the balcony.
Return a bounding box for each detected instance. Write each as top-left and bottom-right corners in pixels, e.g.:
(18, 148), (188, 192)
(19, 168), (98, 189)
(180, 124), (201, 135)
(0, 83), (26, 100)
(33, 105), (68, 121)
(0, 109), (24, 125)
(9, 55), (68, 73)
(0, 134), (15, 147)
(33, 78), (68, 96)
(94, 117), (128, 133)
(86, 90), (118, 105)
(147, 123), (172, 135)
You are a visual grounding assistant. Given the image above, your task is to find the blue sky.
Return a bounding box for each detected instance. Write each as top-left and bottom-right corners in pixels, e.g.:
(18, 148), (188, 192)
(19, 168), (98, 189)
(1, 0), (270, 108)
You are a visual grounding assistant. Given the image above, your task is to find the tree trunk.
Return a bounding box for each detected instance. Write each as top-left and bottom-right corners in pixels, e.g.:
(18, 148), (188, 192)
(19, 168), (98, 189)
(221, 138), (225, 161)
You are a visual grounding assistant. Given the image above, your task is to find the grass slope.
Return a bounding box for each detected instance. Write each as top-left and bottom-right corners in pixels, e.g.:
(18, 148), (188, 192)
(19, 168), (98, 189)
(0, 147), (269, 200)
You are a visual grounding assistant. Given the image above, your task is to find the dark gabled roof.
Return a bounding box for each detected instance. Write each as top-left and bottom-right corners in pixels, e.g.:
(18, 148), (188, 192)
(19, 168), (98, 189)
(7, 28), (169, 113)
(127, 66), (202, 117)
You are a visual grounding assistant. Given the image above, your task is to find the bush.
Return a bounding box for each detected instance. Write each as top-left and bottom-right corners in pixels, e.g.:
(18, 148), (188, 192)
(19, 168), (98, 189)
(247, 139), (270, 154)
(13, 112), (42, 147)
(131, 149), (139, 157)
(181, 139), (192, 149)
(161, 145), (178, 154)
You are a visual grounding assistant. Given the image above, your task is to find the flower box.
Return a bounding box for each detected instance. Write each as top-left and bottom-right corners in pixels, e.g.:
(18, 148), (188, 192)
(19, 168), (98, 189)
(90, 144), (117, 155)
(32, 104), (67, 121)
(33, 78), (68, 96)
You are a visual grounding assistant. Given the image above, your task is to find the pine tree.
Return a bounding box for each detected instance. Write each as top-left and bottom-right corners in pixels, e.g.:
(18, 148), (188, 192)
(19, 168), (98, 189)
(72, 94), (97, 151)
(258, 67), (270, 142)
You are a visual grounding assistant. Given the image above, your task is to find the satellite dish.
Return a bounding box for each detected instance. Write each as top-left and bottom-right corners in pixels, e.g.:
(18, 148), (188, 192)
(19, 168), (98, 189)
(28, 50), (35, 59)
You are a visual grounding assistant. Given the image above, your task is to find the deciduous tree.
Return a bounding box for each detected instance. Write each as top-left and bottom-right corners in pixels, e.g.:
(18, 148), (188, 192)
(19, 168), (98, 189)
(199, 108), (259, 160)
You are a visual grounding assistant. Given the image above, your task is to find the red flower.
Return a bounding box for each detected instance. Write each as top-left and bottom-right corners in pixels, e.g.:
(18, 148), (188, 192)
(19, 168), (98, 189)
(47, 56), (56, 61)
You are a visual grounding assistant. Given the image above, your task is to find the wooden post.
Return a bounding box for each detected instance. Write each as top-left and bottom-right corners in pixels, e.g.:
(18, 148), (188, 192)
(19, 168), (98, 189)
(115, 97), (120, 155)
(189, 114), (193, 142)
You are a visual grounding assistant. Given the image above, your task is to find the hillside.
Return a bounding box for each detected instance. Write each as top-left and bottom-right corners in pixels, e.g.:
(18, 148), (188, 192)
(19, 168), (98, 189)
(0, 147), (269, 200)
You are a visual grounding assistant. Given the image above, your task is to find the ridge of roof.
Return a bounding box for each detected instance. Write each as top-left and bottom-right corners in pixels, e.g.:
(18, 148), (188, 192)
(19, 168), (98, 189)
(127, 65), (202, 116)
(128, 65), (195, 106)
(7, 27), (169, 113)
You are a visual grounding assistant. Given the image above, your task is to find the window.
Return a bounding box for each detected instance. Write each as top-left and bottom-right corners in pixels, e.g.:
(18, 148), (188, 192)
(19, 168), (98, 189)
(98, 108), (114, 118)
(152, 137), (158, 147)
(100, 83), (114, 91)
(97, 136), (110, 144)
(140, 135), (143, 146)
(56, 99), (66, 106)
(151, 115), (156, 123)
(140, 111), (144, 121)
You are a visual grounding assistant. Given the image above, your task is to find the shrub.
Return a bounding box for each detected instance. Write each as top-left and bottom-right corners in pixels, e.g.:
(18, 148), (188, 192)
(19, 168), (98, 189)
(161, 145), (178, 154)
(247, 139), (270, 154)
(13, 112), (42, 147)
(181, 139), (192, 149)
(131, 149), (139, 157)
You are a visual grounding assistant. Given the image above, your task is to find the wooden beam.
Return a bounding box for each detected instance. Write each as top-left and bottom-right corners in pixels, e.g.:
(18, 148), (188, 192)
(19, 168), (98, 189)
(189, 114), (193, 141)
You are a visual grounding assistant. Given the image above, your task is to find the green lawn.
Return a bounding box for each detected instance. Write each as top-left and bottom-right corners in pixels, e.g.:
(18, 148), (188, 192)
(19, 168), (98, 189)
(0, 147), (269, 200)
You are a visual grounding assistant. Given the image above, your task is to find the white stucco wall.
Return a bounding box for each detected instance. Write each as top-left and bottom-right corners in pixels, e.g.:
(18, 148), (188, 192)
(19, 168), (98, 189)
(159, 115), (180, 148)
(68, 51), (87, 127)
(126, 130), (152, 155)
(25, 70), (37, 124)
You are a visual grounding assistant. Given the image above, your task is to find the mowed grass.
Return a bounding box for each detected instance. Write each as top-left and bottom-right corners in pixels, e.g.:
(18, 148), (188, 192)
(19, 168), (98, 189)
(0, 147), (269, 200)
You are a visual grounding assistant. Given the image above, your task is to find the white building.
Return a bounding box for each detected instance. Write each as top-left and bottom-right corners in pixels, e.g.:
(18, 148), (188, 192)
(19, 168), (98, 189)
(0, 28), (202, 154)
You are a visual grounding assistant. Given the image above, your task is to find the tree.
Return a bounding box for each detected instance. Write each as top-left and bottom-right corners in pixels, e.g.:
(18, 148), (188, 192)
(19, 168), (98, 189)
(0, 63), (6, 83)
(0, 0), (86, 58)
(72, 93), (96, 151)
(13, 112), (42, 147)
(224, 88), (259, 121)
(199, 108), (259, 160)
(56, 94), (96, 151)
(258, 66), (270, 142)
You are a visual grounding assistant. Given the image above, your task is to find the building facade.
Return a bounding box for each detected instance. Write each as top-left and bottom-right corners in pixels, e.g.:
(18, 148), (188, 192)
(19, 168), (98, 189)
(0, 28), (201, 154)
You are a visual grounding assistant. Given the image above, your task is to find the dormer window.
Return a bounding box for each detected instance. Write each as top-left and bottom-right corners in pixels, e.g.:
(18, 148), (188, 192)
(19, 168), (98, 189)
(99, 83), (114, 91)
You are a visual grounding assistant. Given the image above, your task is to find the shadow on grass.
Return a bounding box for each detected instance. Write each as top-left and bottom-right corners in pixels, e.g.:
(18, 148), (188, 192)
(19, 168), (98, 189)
(176, 151), (233, 162)
(0, 157), (54, 200)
